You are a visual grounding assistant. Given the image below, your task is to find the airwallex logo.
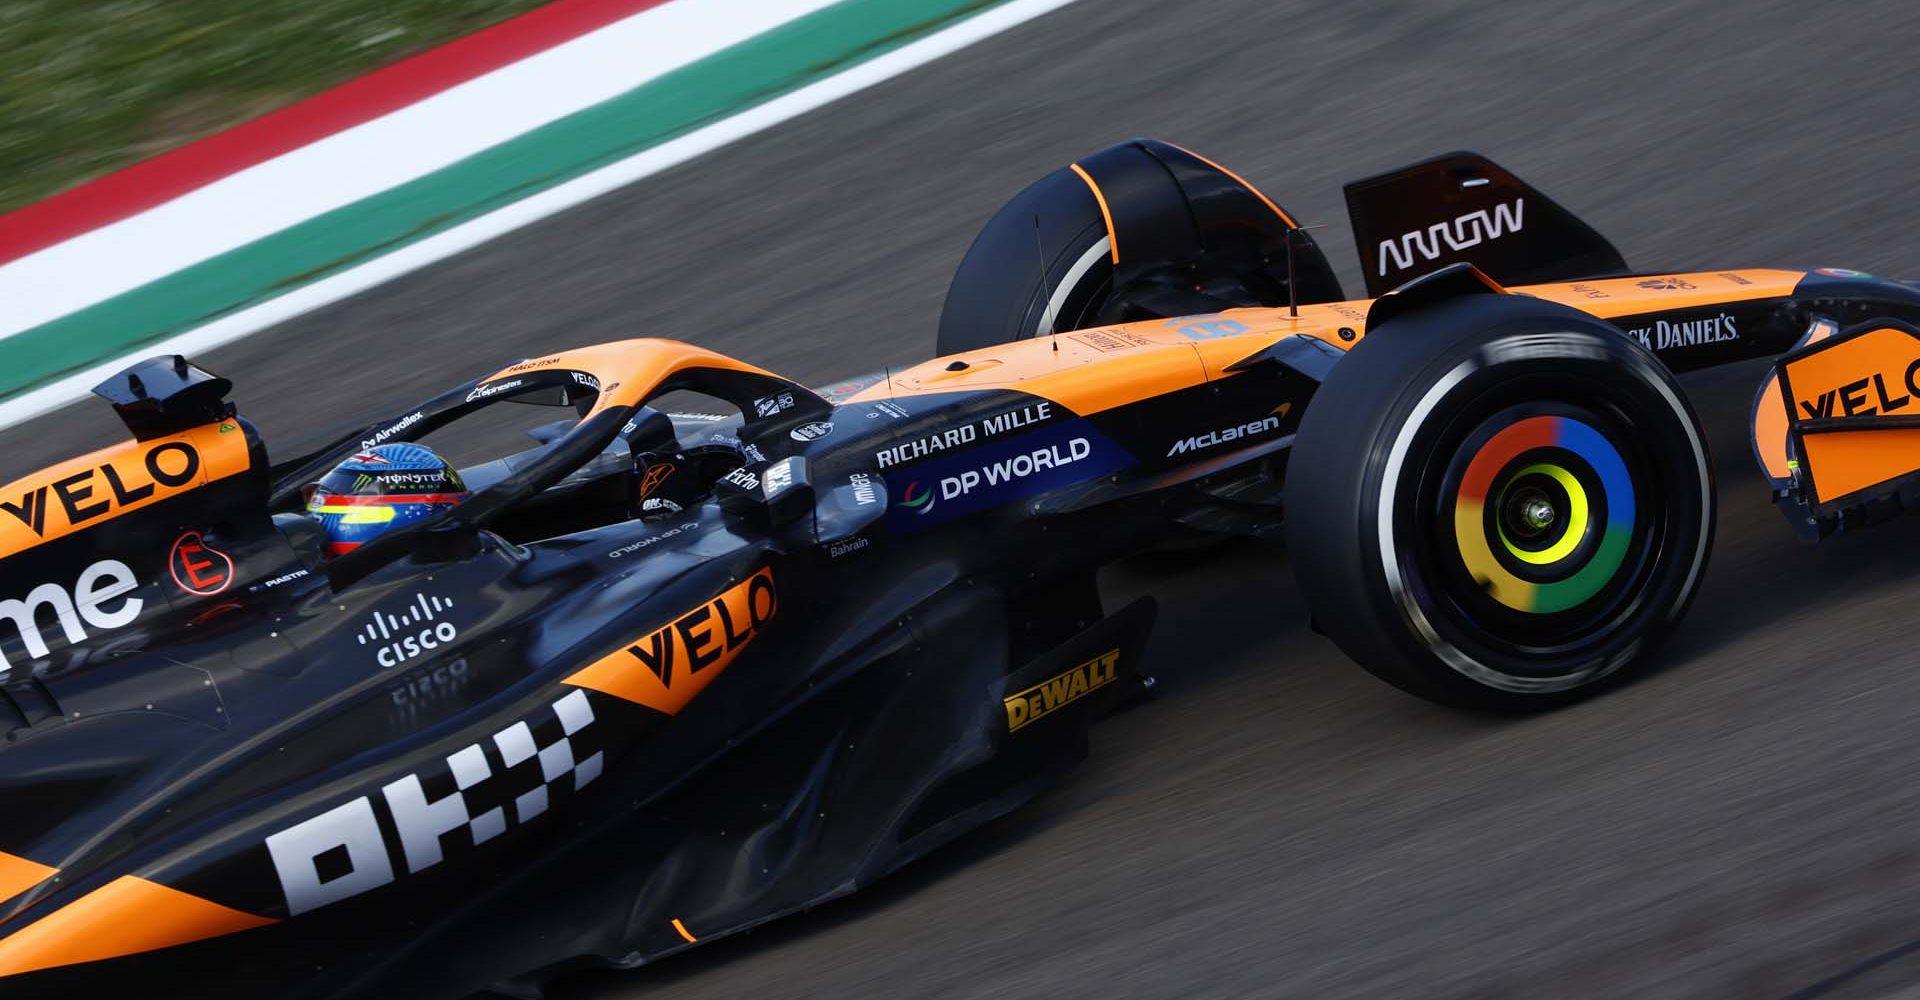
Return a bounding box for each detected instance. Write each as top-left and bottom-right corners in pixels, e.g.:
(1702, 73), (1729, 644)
(358, 592), (460, 668)
(886, 420), (1130, 530)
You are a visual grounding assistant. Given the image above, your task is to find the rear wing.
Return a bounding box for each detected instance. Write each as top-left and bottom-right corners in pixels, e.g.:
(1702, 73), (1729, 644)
(1344, 152), (1628, 297)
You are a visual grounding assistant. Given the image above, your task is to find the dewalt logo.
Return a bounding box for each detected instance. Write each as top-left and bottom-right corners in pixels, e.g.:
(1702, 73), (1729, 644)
(1003, 649), (1120, 733)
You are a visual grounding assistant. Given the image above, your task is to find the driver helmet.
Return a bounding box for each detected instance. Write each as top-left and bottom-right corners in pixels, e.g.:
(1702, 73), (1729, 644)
(307, 443), (469, 556)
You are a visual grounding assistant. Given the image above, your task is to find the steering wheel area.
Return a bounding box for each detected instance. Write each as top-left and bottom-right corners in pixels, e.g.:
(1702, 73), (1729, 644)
(269, 339), (829, 589)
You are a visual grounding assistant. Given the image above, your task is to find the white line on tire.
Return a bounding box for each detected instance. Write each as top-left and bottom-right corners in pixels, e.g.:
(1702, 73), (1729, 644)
(1034, 236), (1112, 339)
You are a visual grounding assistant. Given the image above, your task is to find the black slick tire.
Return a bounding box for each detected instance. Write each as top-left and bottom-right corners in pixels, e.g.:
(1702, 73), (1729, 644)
(1285, 293), (1714, 711)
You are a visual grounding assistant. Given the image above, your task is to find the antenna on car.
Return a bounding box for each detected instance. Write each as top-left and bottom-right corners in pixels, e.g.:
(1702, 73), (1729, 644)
(1284, 223), (1328, 319)
(1033, 214), (1059, 352)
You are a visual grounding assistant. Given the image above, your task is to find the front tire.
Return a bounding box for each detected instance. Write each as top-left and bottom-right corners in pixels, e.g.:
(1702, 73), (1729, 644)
(1285, 294), (1714, 710)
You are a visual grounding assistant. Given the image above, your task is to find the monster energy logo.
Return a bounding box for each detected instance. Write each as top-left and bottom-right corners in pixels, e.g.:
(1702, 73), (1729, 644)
(351, 470), (457, 493)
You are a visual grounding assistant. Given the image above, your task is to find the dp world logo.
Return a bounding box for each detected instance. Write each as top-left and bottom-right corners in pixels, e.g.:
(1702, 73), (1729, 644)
(896, 481), (936, 515)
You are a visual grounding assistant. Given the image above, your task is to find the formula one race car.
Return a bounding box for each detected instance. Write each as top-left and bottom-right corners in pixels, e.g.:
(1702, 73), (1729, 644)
(2, 139), (1918, 998)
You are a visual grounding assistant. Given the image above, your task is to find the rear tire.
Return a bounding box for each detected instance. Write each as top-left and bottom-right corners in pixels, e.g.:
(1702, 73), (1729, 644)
(936, 169), (1116, 356)
(936, 139), (1344, 356)
(1285, 294), (1714, 711)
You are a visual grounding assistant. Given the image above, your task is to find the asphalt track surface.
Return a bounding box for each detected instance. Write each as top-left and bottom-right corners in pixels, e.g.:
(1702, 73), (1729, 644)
(9, 0), (1920, 996)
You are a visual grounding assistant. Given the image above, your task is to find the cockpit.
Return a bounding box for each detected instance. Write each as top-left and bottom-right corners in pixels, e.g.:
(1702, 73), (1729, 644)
(254, 339), (835, 586)
(0, 340), (838, 626)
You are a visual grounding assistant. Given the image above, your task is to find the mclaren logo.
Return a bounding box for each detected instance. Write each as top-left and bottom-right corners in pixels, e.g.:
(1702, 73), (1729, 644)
(1004, 649), (1120, 733)
(1376, 198), (1524, 277)
(1167, 415), (1282, 457)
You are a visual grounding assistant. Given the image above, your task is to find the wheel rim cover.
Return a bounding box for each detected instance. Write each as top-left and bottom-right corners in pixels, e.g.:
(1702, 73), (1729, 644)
(1451, 415), (1635, 614)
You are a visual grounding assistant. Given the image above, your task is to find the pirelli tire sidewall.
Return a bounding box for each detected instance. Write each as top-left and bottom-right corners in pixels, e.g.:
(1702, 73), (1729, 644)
(1286, 294), (1715, 710)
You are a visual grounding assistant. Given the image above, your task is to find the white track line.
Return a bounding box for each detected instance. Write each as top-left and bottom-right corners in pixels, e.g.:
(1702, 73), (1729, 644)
(0, 0), (1086, 429)
(0, 0), (844, 340)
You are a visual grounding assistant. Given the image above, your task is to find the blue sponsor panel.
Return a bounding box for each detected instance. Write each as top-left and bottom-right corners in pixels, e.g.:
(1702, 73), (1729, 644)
(885, 419), (1132, 530)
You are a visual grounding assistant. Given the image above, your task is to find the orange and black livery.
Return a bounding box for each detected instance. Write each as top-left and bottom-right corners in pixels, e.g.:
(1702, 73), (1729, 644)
(2, 140), (1916, 998)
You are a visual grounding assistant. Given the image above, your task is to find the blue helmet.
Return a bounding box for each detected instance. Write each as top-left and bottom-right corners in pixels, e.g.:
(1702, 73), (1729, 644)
(307, 443), (469, 557)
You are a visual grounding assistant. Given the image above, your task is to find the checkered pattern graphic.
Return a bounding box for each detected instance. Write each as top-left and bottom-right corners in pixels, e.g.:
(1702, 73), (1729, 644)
(447, 744), (506, 844)
(377, 688), (604, 875)
(491, 688), (603, 823)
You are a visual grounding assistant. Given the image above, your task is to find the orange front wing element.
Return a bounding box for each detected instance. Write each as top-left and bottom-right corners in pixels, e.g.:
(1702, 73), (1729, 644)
(1751, 319), (1839, 486)
(1775, 321), (1920, 506)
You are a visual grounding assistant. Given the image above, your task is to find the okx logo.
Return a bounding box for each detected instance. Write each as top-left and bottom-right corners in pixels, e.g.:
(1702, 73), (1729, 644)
(358, 592), (460, 668)
(896, 481), (937, 515)
(265, 688), (604, 916)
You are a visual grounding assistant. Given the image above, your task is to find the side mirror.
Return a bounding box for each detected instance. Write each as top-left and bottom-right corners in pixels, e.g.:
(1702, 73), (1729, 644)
(94, 355), (235, 441)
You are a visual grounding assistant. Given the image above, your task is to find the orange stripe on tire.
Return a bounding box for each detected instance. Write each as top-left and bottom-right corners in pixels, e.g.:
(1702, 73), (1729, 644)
(1068, 163), (1119, 264)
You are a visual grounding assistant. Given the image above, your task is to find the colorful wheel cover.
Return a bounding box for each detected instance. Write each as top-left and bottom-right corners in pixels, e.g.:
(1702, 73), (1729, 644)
(1452, 415), (1635, 614)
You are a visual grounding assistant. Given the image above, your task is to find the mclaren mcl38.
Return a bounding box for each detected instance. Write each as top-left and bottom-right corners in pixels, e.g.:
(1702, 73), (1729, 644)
(2, 139), (1917, 997)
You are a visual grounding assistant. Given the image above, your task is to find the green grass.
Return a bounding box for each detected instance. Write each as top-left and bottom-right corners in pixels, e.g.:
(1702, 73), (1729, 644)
(0, 0), (553, 214)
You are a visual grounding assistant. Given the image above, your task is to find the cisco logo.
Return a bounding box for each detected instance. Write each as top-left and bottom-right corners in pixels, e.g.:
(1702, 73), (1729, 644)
(357, 593), (460, 668)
